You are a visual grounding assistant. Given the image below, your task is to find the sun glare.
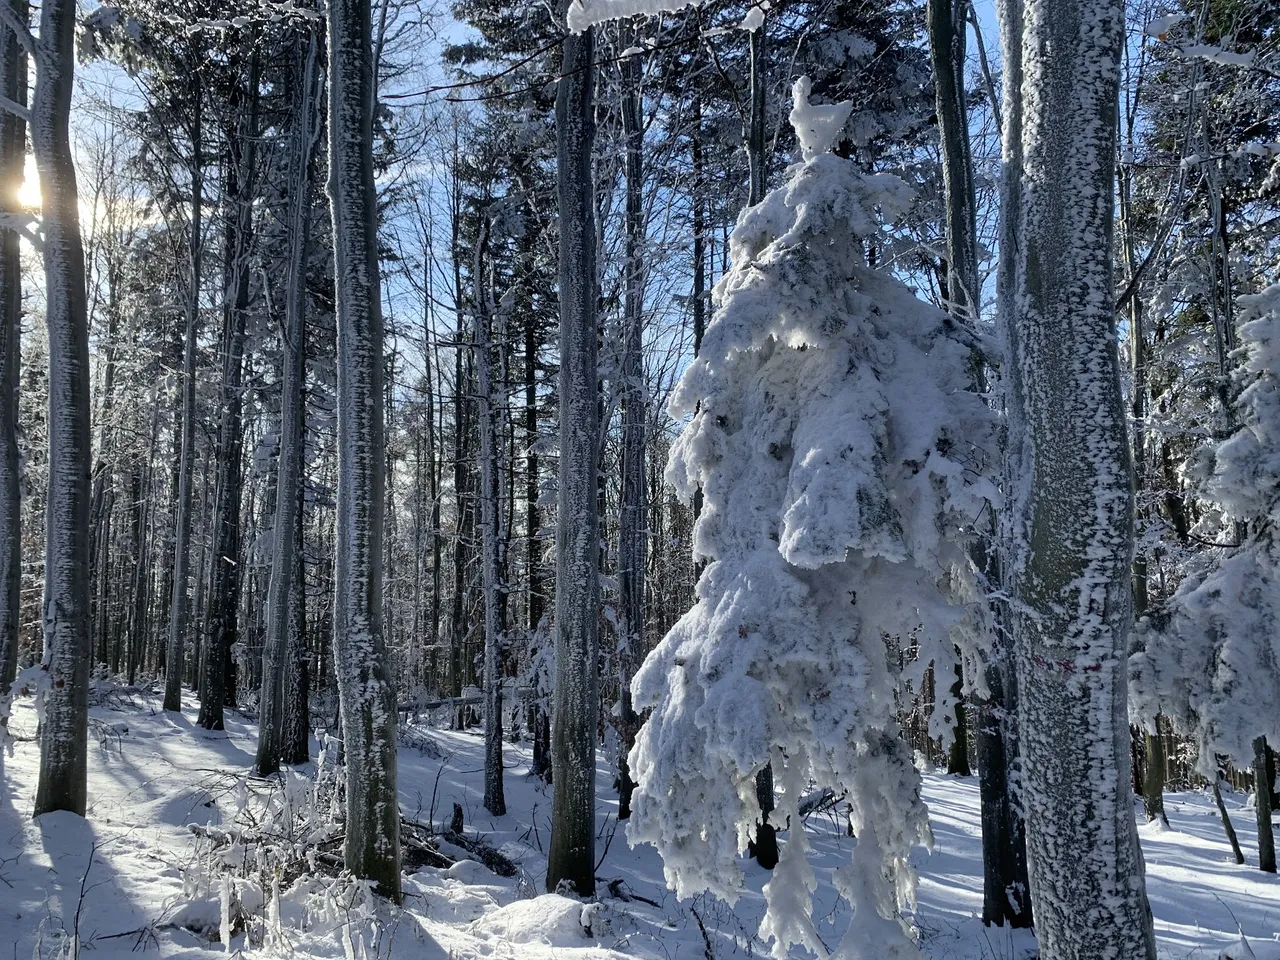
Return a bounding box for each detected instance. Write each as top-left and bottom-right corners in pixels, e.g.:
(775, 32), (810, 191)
(17, 154), (39, 211)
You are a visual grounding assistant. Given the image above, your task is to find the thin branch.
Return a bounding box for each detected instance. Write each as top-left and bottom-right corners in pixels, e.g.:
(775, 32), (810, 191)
(0, 93), (29, 124)
(966, 2), (1001, 135)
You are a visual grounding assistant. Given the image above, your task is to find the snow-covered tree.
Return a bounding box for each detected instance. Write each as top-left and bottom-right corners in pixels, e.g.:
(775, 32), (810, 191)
(626, 79), (999, 959)
(1132, 279), (1280, 778)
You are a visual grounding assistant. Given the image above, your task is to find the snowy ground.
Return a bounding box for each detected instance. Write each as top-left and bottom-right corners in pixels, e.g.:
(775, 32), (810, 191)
(1, 691), (1277, 960)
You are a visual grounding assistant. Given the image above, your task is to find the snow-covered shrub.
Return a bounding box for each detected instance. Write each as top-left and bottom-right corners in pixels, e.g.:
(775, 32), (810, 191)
(1132, 280), (1280, 772)
(626, 78), (999, 959)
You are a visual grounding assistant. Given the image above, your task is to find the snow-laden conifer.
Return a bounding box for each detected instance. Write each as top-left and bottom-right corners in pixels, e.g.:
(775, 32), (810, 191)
(626, 79), (998, 959)
(1132, 280), (1280, 770)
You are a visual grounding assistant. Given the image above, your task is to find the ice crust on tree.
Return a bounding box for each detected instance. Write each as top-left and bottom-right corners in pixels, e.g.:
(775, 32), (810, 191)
(626, 80), (998, 960)
(1132, 281), (1280, 772)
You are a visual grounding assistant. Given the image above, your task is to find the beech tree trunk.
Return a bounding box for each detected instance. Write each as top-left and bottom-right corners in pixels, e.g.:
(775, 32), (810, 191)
(31, 0), (93, 818)
(546, 1), (599, 897)
(998, 0), (1156, 955)
(328, 0), (401, 900)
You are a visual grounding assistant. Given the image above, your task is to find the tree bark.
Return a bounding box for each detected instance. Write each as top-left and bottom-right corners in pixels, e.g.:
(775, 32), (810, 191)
(615, 33), (645, 822)
(281, 477), (310, 765)
(0, 0), (25, 712)
(328, 0), (401, 900)
(258, 30), (318, 774)
(546, 2), (598, 897)
(1256, 736), (1276, 873)
(200, 45), (259, 730)
(998, 0), (1156, 955)
(525, 258), (550, 784)
(163, 67), (202, 714)
(474, 215), (506, 817)
(31, 0), (93, 818)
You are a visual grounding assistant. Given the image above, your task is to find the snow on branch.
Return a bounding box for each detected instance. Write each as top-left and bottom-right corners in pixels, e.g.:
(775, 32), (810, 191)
(565, 0), (769, 33)
(626, 77), (998, 959)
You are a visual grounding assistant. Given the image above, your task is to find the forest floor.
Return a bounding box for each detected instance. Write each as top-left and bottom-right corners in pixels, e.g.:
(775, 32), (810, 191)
(0, 689), (1276, 960)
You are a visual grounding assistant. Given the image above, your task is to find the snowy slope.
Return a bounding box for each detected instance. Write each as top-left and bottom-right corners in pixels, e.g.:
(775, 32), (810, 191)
(1, 692), (1276, 959)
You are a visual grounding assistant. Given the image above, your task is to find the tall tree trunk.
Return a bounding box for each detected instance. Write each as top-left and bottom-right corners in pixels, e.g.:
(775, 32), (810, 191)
(31, 0), (93, 817)
(979, 0), (1040, 932)
(328, 0), (401, 900)
(448, 155), (468, 714)
(930, 0), (1029, 920)
(526, 265), (550, 783)
(258, 30), (317, 774)
(474, 215), (506, 817)
(999, 0), (1156, 956)
(546, 2), (598, 897)
(0, 0), (25, 712)
(200, 47), (259, 728)
(615, 35), (645, 822)
(163, 69), (202, 714)
(930, 0), (977, 783)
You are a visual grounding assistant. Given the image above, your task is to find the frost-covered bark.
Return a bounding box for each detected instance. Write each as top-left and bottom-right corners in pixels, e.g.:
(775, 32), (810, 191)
(629, 81), (998, 960)
(0, 0), (25, 712)
(999, 1), (1155, 956)
(163, 73), (202, 715)
(328, 0), (401, 900)
(615, 37), (645, 823)
(31, 0), (93, 818)
(546, 0), (599, 897)
(257, 31), (319, 776)
(280, 483), (310, 766)
(473, 215), (506, 818)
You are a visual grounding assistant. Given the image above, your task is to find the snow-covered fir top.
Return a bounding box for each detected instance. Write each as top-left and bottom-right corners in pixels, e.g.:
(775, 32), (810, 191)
(627, 78), (998, 960)
(788, 77), (853, 163)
